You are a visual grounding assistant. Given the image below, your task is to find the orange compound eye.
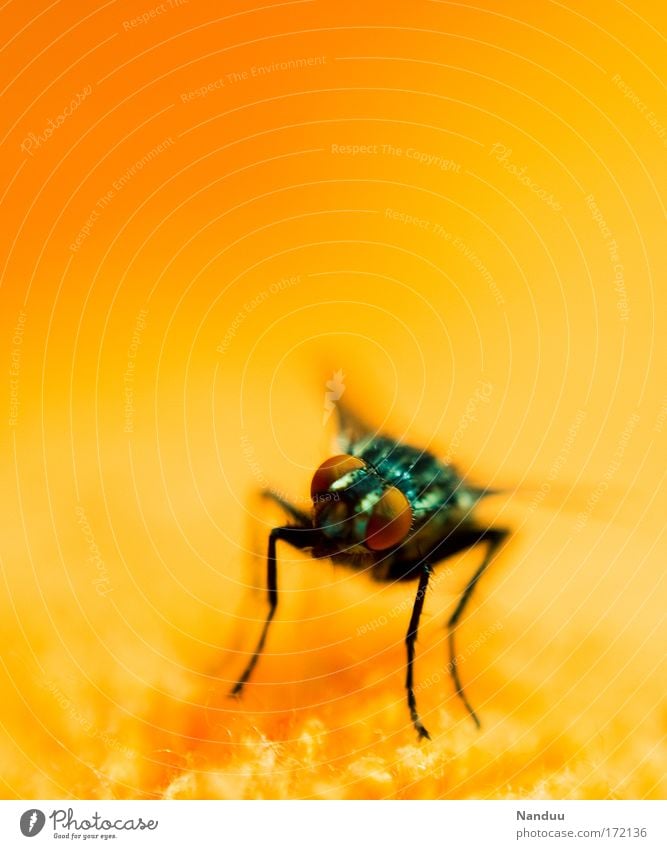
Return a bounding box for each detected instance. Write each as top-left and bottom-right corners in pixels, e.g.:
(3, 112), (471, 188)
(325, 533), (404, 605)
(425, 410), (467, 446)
(310, 454), (366, 498)
(365, 487), (413, 551)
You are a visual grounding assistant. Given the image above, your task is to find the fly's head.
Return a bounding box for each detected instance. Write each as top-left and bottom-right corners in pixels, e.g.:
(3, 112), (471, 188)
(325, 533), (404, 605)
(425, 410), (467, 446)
(310, 454), (413, 554)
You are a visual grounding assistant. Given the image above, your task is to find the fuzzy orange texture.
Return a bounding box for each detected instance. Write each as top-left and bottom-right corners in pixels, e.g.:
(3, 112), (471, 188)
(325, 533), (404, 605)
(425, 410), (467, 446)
(2, 494), (665, 801)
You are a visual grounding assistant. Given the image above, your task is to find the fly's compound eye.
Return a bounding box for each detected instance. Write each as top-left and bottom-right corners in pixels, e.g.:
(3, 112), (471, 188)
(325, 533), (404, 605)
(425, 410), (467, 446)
(365, 486), (413, 551)
(311, 454), (366, 499)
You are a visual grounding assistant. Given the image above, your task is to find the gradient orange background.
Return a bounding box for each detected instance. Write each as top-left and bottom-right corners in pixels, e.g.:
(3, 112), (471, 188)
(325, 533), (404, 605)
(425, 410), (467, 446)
(1, 0), (665, 799)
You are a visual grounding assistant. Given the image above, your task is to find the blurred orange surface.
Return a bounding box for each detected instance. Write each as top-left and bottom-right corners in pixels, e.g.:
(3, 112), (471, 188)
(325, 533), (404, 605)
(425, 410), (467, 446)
(0, 0), (665, 799)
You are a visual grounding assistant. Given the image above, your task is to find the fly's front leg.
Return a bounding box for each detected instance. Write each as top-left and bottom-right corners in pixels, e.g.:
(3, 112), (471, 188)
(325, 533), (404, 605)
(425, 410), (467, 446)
(230, 525), (316, 696)
(261, 490), (311, 526)
(405, 562), (432, 740)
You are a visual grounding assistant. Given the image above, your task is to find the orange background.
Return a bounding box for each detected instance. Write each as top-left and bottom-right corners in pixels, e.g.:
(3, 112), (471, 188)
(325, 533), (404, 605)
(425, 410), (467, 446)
(0, 0), (665, 798)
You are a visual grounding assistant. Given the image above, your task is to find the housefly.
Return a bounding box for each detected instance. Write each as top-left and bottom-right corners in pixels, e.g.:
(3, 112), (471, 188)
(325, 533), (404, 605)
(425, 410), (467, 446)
(231, 407), (509, 740)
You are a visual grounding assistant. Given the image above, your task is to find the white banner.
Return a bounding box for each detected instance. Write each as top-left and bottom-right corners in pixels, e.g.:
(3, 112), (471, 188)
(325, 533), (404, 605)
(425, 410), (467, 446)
(0, 800), (665, 849)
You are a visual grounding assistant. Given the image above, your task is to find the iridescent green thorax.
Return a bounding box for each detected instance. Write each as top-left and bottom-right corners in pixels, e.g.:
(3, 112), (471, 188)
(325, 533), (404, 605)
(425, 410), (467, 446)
(350, 436), (473, 524)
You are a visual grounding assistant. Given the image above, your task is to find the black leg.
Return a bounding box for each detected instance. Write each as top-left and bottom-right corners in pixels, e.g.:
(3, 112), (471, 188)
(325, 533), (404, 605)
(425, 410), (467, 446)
(261, 490), (311, 526)
(230, 525), (316, 696)
(445, 528), (508, 727)
(405, 563), (432, 740)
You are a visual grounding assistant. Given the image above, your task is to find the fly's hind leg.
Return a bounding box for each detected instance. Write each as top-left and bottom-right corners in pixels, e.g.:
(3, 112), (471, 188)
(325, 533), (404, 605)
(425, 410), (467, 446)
(435, 527), (509, 727)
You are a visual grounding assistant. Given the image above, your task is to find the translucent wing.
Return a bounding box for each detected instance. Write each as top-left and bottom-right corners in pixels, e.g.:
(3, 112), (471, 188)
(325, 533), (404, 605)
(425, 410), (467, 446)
(333, 402), (377, 455)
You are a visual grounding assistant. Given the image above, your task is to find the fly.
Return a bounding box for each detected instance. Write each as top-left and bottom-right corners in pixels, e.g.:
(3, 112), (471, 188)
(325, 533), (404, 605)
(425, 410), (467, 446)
(230, 406), (509, 740)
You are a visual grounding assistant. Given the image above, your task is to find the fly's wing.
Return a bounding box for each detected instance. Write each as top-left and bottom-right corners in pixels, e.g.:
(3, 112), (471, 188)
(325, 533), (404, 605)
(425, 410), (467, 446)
(335, 406), (459, 484)
(333, 403), (378, 456)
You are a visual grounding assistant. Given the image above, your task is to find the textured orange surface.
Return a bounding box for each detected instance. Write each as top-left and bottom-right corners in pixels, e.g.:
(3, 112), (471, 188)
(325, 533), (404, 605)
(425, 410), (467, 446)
(1, 0), (666, 799)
